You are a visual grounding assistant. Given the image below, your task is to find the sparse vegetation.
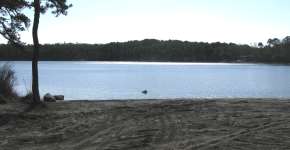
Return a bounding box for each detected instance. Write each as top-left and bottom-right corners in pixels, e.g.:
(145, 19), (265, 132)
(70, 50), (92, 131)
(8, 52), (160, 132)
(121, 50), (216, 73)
(0, 63), (18, 99)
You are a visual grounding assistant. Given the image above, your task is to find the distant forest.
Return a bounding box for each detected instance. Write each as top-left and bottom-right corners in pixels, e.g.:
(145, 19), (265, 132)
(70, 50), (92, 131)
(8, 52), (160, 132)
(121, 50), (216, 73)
(0, 38), (290, 63)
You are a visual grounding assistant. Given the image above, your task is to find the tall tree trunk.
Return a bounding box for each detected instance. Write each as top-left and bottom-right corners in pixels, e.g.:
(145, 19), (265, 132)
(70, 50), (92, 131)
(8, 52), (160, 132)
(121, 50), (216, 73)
(32, 0), (41, 104)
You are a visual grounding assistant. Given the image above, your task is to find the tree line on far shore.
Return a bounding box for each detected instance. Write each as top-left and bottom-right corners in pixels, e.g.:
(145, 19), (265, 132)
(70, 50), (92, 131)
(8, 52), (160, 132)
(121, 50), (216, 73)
(0, 37), (290, 63)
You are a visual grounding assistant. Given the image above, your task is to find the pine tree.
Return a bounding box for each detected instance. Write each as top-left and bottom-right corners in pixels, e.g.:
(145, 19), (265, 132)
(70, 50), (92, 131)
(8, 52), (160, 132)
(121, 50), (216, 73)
(0, 0), (72, 104)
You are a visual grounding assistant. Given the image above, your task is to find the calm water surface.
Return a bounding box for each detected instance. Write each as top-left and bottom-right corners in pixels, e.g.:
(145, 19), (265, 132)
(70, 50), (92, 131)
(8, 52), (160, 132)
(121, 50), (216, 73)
(2, 61), (290, 100)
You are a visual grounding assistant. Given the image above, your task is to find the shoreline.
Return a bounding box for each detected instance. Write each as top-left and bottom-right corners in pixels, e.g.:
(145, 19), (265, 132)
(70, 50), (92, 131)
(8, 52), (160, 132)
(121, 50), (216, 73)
(1, 60), (290, 65)
(65, 98), (290, 102)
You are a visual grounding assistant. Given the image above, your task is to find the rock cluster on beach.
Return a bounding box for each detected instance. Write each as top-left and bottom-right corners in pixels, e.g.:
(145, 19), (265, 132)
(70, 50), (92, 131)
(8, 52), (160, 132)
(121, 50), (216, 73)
(43, 93), (64, 102)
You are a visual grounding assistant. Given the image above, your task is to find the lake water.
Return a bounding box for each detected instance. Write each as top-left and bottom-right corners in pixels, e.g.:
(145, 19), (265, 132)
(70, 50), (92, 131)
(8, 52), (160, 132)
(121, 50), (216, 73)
(1, 61), (290, 100)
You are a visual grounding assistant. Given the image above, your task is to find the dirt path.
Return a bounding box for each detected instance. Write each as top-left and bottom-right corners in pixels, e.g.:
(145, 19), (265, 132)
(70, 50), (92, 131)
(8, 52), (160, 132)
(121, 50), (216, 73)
(1, 99), (290, 150)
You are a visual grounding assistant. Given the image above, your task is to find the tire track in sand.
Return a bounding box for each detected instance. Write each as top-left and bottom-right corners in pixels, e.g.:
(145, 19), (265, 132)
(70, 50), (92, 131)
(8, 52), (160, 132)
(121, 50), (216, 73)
(184, 119), (288, 150)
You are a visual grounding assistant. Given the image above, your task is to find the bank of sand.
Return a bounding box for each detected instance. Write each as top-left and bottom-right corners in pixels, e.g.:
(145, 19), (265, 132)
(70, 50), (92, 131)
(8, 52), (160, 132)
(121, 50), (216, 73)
(1, 99), (290, 150)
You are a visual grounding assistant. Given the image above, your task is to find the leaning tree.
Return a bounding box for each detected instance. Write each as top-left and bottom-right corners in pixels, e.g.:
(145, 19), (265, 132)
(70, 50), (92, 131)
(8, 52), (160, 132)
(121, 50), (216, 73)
(0, 0), (71, 104)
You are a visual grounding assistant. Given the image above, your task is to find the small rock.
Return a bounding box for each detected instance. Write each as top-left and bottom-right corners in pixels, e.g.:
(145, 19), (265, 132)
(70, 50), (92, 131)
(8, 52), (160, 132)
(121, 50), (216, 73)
(54, 95), (64, 101)
(43, 93), (56, 102)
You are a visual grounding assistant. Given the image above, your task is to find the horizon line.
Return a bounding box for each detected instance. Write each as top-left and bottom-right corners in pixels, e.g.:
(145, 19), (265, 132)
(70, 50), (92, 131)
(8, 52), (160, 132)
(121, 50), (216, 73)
(0, 38), (269, 46)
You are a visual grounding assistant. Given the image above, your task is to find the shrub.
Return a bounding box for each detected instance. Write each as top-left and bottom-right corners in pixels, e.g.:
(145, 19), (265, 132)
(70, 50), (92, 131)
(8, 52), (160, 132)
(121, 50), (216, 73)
(0, 95), (7, 104)
(21, 90), (33, 103)
(0, 63), (18, 98)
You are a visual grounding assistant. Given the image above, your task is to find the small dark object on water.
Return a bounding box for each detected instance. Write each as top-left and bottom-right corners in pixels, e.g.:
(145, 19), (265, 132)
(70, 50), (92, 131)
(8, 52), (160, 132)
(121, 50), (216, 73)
(142, 90), (148, 94)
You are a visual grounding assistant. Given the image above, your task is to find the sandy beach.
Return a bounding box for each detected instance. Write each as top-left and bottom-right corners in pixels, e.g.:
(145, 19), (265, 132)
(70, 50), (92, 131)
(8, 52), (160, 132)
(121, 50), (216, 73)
(1, 99), (290, 150)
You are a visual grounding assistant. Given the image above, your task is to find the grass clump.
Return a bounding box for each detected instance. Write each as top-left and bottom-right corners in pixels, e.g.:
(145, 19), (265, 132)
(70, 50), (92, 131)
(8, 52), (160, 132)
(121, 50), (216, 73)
(0, 63), (18, 100)
(21, 91), (33, 104)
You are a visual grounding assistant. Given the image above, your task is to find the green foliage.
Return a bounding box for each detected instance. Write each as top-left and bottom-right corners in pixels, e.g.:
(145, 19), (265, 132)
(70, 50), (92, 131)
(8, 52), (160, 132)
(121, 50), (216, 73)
(0, 0), (30, 45)
(0, 39), (289, 63)
(0, 63), (17, 98)
(0, 0), (72, 46)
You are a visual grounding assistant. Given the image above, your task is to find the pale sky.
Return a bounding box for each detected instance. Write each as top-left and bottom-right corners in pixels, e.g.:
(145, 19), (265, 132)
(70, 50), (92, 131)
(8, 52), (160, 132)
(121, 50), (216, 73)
(1, 0), (290, 45)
